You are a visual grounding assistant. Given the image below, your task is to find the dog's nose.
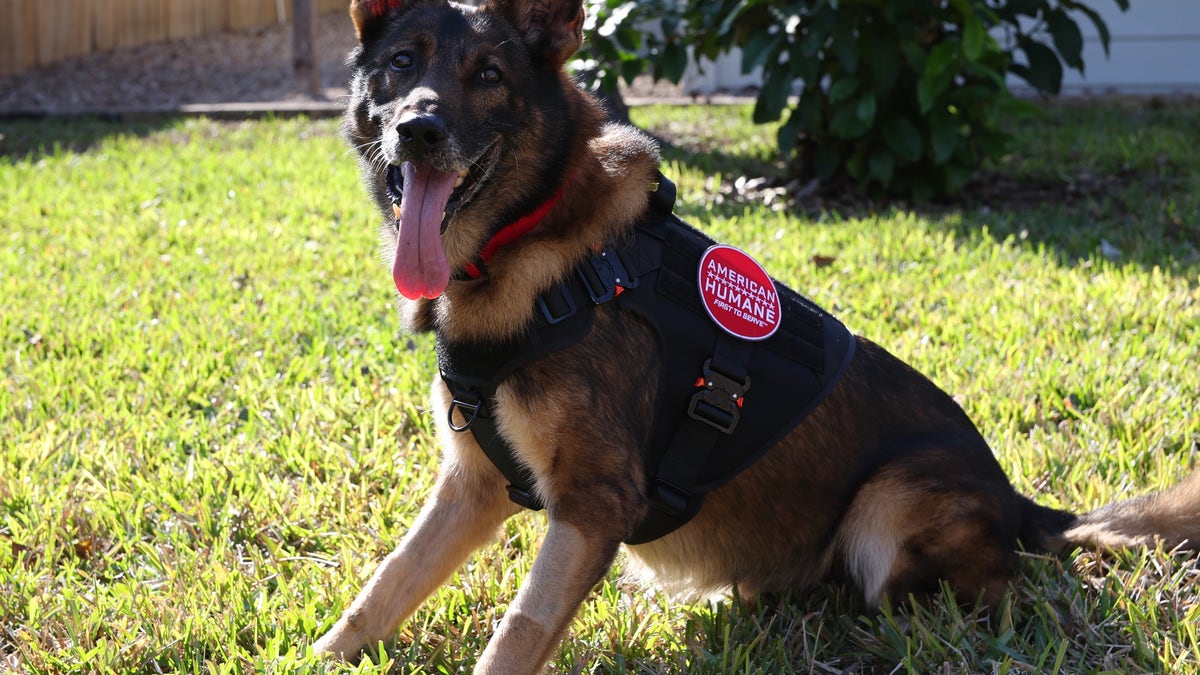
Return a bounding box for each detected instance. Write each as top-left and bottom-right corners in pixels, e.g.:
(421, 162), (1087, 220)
(396, 114), (448, 158)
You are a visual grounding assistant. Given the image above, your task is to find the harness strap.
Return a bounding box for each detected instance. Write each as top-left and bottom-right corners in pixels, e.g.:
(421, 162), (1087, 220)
(440, 268), (601, 511)
(629, 335), (752, 543)
(448, 387), (546, 510)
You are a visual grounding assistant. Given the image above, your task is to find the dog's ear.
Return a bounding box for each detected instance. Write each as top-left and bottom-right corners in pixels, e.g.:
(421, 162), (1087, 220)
(348, 0), (408, 42)
(485, 0), (586, 68)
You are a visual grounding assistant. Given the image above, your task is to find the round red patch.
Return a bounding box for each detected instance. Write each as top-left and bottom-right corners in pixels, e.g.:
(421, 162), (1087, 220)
(697, 245), (782, 341)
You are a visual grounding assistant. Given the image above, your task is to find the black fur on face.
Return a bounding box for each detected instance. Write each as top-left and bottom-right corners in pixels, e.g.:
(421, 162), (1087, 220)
(343, 0), (581, 236)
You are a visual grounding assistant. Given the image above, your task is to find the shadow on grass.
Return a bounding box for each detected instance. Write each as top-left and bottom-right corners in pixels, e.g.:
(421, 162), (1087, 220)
(935, 167), (1198, 274)
(649, 98), (1200, 276)
(598, 558), (1165, 674)
(0, 115), (183, 161)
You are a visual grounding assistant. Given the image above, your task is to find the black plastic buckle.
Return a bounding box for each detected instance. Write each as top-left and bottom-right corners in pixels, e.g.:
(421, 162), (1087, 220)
(447, 394), (483, 432)
(536, 282), (577, 324)
(577, 247), (637, 304)
(687, 359), (750, 434)
(507, 485), (545, 511)
(649, 480), (690, 516)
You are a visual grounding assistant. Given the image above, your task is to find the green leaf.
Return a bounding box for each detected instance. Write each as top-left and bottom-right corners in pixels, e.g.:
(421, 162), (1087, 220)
(924, 41), (957, 81)
(796, 89), (824, 129)
(777, 110), (802, 154)
(962, 15), (986, 61)
(787, 38), (822, 83)
(1047, 9), (1085, 71)
(1072, 4), (1112, 56)
(661, 12), (682, 36)
(620, 58), (643, 84)
(833, 20), (859, 73)
(754, 66), (793, 124)
(964, 61), (1008, 89)
(1014, 38), (1064, 94)
(881, 116), (923, 162)
(741, 31), (782, 75)
(868, 148), (895, 185)
(929, 116), (960, 164)
(861, 31), (902, 97)
(955, 84), (1001, 105)
(946, 0), (972, 17)
(918, 42), (958, 113)
(715, 5), (745, 38)
(900, 39), (927, 73)
(828, 76), (860, 103)
(829, 104), (870, 139)
(856, 92), (877, 126)
(918, 73), (947, 115)
(658, 41), (688, 84)
(800, 7), (837, 58)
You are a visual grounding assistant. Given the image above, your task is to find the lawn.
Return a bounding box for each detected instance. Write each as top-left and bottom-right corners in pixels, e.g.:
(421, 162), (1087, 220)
(1, 100), (1198, 673)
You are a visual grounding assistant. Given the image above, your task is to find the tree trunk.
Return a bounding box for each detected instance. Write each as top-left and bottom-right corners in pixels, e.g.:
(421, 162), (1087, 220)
(292, 0), (320, 98)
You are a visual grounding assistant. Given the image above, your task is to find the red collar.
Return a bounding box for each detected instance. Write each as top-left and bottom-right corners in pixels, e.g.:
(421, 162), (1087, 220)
(462, 184), (566, 279)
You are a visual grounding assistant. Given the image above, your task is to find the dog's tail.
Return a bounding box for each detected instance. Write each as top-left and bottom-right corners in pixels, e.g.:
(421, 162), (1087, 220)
(1019, 470), (1200, 554)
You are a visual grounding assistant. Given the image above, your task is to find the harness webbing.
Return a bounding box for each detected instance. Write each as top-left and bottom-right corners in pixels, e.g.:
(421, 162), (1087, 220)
(436, 174), (855, 544)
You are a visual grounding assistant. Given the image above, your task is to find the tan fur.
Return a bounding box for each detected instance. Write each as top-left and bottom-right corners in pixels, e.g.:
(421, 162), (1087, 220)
(313, 378), (520, 659)
(315, 0), (1200, 672)
(834, 479), (906, 607)
(1065, 469), (1200, 550)
(477, 522), (617, 673)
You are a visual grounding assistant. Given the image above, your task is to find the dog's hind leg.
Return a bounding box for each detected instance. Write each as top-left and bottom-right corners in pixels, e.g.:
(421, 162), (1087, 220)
(835, 442), (1023, 608)
(313, 432), (518, 659)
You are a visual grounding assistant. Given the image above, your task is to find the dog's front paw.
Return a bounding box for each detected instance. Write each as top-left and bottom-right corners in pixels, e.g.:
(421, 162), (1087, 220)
(311, 622), (369, 662)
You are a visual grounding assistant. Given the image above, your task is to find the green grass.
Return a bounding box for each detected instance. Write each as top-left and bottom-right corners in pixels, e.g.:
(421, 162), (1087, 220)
(1, 100), (1198, 673)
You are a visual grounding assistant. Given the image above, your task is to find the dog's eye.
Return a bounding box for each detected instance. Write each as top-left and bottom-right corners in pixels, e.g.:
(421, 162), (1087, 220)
(480, 67), (503, 84)
(390, 51), (414, 71)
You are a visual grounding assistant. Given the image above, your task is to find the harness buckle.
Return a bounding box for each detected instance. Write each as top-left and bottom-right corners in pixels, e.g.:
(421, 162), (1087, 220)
(578, 247), (637, 304)
(536, 283), (577, 324)
(649, 480), (690, 516)
(687, 359), (750, 434)
(447, 393), (483, 432)
(506, 485), (545, 511)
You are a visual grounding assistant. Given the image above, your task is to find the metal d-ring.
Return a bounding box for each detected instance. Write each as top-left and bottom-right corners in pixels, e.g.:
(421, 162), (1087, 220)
(447, 396), (482, 432)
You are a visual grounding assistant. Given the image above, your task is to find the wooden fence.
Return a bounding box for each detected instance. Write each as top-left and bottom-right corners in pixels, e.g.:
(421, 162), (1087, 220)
(1, 0), (348, 77)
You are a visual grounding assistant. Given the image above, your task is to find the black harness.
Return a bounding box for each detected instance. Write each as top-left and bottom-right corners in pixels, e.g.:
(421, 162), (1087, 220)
(436, 175), (855, 544)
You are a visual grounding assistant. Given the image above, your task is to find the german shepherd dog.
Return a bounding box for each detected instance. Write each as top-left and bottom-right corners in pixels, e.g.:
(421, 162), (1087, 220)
(313, 0), (1200, 671)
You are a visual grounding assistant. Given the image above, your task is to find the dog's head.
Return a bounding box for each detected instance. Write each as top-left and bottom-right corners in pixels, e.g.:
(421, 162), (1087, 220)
(344, 0), (593, 301)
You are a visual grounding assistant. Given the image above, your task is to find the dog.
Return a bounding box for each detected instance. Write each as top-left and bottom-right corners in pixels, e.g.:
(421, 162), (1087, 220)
(312, 0), (1200, 671)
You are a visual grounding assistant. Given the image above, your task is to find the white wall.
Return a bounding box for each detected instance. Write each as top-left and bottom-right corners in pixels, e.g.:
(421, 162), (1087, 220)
(682, 53), (760, 95)
(1049, 0), (1200, 94)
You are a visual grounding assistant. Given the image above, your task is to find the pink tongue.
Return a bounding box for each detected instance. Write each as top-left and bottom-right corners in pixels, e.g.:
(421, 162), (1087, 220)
(392, 162), (456, 300)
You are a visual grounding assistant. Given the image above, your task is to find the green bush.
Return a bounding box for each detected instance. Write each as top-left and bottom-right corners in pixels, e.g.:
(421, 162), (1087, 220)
(574, 0), (689, 99)
(581, 0), (1128, 199)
